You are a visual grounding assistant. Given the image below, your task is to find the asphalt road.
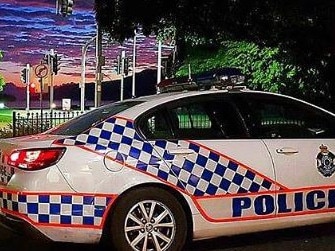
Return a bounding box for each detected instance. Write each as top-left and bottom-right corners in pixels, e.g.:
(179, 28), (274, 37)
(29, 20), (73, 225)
(1, 223), (335, 251)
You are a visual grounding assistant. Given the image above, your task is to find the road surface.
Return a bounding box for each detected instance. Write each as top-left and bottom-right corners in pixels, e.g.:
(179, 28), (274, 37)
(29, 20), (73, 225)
(1, 223), (335, 250)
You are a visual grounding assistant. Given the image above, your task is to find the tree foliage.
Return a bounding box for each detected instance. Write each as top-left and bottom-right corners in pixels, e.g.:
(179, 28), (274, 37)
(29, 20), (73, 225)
(95, 0), (334, 53)
(95, 0), (335, 106)
(176, 41), (300, 93)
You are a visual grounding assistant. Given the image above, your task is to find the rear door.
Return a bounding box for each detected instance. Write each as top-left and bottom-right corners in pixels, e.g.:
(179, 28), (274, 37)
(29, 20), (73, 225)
(137, 93), (279, 222)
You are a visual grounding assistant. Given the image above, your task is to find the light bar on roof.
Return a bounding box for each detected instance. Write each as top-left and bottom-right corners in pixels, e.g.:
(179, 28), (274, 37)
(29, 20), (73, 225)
(157, 68), (245, 93)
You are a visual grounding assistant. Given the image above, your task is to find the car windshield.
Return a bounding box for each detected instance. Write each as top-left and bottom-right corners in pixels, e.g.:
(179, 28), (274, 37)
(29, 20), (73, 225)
(47, 101), (143, 136)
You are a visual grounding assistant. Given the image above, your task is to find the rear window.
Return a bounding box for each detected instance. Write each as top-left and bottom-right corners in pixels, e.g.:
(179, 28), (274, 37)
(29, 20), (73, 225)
(48, 101), (142, 135)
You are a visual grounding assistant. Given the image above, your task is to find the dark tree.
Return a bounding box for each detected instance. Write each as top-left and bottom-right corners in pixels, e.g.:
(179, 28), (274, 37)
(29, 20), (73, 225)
(95, 0), (334, 51)
(94, 0), (335, 106)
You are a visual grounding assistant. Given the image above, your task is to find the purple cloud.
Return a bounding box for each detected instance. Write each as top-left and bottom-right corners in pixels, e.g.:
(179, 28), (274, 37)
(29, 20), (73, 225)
(0, 1), (172, 85)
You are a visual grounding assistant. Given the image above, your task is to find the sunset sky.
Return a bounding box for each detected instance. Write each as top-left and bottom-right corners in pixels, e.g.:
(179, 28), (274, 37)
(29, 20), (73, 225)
(0, 0), (168, 87)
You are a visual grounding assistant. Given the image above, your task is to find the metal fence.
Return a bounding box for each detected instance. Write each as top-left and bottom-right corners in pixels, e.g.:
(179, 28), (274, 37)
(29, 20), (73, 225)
(12, 110), (84, 137)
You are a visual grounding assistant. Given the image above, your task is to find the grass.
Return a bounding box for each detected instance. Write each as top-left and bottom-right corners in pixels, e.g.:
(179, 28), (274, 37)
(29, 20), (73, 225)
(0, 108), (13, 128)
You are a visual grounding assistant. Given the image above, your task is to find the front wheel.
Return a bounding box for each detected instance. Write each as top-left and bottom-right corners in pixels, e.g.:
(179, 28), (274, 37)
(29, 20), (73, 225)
(107, 187), (188, 251)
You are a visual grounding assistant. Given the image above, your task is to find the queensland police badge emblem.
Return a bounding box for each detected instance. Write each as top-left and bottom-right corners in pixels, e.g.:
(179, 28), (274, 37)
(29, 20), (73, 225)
(317, 145), (335, 177)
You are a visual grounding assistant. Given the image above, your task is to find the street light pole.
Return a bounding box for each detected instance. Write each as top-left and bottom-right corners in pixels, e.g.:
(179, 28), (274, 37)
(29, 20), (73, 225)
(49, 49), (55, 110)
(157, 40), (162, 93)
(81, 36), (96, 112)
(95, 25), (103, 108)
(120, 50), (125, 101)
(26, 64), (30, 111)
(132, 30), (137, 98)
(55, 0), (59, 14)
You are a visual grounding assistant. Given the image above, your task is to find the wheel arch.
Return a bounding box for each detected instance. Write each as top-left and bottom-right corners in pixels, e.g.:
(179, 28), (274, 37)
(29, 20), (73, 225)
(102, 182), (194, 244)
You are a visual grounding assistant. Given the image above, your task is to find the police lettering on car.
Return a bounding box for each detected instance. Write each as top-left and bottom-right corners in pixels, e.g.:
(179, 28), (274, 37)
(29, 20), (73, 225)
(232, 189), (335, 218)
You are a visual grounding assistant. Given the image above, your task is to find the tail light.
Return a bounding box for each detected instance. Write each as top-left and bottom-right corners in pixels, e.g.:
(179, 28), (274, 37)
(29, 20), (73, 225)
(7, 147), (66, 171)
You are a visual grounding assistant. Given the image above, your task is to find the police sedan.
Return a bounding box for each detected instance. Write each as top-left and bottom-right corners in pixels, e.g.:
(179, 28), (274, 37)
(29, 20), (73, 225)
(1, 84), (335, 251)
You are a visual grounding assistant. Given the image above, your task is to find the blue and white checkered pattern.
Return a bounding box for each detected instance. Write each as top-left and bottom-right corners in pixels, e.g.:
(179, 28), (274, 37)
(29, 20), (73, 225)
(57, 117), (281, 196)
(0, 190), (113, 226)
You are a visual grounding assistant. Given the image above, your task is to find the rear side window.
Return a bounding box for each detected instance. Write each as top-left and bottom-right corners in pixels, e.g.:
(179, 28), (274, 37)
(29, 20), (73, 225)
(138, 109), (174, 139)
(48, 101), (142, 136)
(138, 95), (247, 140)
(171, 103), (216, 139)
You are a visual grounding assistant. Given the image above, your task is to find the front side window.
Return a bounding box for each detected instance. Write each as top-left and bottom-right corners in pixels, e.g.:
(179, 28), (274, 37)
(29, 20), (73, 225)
(234, 93), (335, 138)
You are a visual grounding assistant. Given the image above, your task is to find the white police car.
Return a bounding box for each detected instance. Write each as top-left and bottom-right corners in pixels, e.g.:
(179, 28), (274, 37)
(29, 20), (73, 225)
(1, 79), (335, 251)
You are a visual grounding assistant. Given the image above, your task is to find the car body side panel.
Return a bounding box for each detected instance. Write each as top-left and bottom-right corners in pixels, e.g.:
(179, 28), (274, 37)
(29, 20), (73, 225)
(55, 116), (282, 227)
(264, 139), (335, 188)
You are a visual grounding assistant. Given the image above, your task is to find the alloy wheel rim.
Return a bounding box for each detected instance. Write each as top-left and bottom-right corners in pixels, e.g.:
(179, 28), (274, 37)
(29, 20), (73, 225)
(124, 200), (176, 251)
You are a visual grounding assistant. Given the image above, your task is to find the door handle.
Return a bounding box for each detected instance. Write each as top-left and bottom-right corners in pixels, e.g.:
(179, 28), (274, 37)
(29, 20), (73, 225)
(276, 147), (299, 155)
(168, 148), (195, 155)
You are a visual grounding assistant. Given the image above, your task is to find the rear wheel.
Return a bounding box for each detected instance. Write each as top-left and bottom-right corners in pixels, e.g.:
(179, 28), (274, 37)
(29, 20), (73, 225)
(107, 187), (188, 251)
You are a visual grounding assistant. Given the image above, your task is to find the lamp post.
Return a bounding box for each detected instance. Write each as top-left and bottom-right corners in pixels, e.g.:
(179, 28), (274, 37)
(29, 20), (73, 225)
(81, 36), (96, 112)
(25, 64), (30, 111)
(95, 25), (103, 108)
(132, 29), (137, 98)
(49, 49), (55, 110)
(120, 50), (126, 101)
(157, 40), (162, 93)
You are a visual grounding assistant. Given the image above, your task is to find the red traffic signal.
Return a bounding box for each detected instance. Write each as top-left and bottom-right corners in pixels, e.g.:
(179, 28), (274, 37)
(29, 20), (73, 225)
(29, 83), (36, 94)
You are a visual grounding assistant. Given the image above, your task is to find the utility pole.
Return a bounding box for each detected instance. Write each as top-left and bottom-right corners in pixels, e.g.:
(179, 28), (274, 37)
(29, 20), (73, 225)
(95, 25), (103, 108)
(81, 36), (96, 112)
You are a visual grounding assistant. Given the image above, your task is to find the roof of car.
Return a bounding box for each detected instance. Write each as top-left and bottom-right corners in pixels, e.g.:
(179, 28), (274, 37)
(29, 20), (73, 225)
(131, 89), (230, 103)
(118, 89), (251, 118)
(117, 88), (334, 118)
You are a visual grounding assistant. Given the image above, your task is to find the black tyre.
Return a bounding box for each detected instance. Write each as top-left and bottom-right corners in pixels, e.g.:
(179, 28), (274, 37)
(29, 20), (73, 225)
(107, 187), (188, 251)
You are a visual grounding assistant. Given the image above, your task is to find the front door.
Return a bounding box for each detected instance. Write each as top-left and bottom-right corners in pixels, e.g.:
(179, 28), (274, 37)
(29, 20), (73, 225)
(234, 92), (335, 218)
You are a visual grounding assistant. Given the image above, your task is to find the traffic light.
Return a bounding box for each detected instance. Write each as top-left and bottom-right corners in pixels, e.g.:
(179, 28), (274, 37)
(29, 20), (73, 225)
(52, 54), (61, 75)
(42, 54), (50, 64)
(29, 83), (36, 94)
(20, 68), (28, 84)
(60, 0), (73, 17)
